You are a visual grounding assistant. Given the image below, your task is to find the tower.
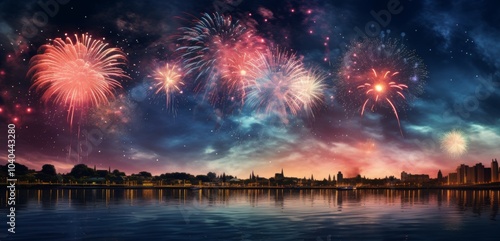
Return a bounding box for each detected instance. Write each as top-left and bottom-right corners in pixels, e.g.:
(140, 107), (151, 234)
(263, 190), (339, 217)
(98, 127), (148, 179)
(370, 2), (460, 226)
(492, 159), (499, 182)
(337, 171), (343, 184)
(456, 164), (468, 184)
(474, 163), (484, 183)
(401, 171), (408, 182)
(437, 170), (443, 182)
(467, 166), (475, 184)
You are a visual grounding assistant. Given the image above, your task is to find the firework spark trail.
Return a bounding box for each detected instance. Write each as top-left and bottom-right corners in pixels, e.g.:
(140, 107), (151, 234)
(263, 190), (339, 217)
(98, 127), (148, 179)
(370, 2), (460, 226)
(357, 69), (408, 134)
(28, 34), (127, 127)
(243, 48), (325, 123)
(338, 39), (427, 134)
(441, 130), (468, 157)
(177, 12), (264, 104)
(152, 63), (184, 110)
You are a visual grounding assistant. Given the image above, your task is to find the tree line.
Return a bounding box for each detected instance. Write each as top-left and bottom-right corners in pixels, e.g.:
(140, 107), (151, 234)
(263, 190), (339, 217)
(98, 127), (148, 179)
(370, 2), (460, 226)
(0, 163), (236, 184)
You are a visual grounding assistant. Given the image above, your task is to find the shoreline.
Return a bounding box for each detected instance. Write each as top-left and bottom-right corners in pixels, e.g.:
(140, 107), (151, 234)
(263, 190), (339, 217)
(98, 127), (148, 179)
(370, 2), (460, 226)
(1, 183), (500, 190)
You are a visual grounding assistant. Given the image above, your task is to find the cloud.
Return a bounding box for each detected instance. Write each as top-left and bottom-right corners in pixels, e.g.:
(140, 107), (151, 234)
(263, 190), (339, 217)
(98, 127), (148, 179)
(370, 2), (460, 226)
(2, 0), (499, 181)
(257, 7), (274, 20)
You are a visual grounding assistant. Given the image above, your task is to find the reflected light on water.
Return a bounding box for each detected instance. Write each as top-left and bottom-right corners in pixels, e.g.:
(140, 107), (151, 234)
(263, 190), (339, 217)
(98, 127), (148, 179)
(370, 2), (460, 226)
(2, 188), (499, 240)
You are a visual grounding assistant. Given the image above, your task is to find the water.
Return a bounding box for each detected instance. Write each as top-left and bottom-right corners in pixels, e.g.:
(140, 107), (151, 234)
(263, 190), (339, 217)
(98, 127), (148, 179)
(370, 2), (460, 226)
(1, 188), (499, 240)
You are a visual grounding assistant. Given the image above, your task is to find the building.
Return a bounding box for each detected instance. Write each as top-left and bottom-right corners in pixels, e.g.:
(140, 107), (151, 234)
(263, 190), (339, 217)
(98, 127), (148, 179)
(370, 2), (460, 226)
(484, 168), (491, 183)
(401, 171), (430, 183)
(275, 169), (284, 180)
(474, 163), (485, 183)
(437, 170), (443, 182)
(455, 162), (499, 184)
(456, 164), (468, 184)
(401, 171), (408, 182)
(448, 173), (458, 185)
(466, 166), (475, 184)
(492, 159), (499, 182)
(337, 171), (343, 184)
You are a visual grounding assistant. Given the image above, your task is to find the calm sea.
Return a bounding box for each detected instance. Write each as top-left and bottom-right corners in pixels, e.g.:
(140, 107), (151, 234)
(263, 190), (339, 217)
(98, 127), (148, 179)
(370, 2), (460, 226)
(1, 188), (499, 240)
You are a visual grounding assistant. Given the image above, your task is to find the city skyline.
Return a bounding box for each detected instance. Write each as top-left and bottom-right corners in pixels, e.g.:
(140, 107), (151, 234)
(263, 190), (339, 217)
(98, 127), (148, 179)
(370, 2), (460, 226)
(0, 0), (499, 181)
(8, 157), (499, 182)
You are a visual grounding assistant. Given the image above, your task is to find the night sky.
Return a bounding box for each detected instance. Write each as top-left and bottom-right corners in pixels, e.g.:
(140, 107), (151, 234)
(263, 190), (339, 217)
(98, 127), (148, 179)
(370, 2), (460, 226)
(0, 0), (499, 179)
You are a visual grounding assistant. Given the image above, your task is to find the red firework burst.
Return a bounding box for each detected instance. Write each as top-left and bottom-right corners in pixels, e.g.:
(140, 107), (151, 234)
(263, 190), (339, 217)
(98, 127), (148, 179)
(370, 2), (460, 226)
(177, 12), (265, 104)
(28, 34), (127, 126)
(358, 69), (408, 133)
(338, 39), (427, 134)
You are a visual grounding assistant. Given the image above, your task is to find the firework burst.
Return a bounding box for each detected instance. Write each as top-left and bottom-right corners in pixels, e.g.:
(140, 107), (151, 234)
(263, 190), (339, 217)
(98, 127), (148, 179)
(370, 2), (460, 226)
(177, 12), (263, 104)
(28, 34), (127, 126)
(357, 69), (408, 132)
(293, 68), (327, 116)
(243, 48), (325, 123)
(151, 63), (184, 110)
(338, 39), (427, 134)
(221, 51), (262, 103)
(441, 130), (468, 157)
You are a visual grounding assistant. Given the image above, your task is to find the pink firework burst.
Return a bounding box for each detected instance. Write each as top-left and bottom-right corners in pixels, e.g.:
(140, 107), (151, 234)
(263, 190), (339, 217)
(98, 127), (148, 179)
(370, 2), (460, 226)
(152, 63), (184, 110)
(177, 12), (264, 104)
(338, 39), (427, 134)
(357, 69), (408, 133)
(28, 34), (127, 127)
(243, 48), (325, 123)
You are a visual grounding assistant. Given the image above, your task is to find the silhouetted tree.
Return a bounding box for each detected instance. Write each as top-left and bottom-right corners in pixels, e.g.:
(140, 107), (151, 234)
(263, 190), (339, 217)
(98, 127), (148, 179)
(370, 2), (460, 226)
(138, 171), (152, 178)
(207, 172), (217, 181)
(112, 169), (126, 176)
(36, 164), (58, 182)
(0, 163), (35, 182)
(70, 164), (95, 179)
(1, 163), (30, 176)
(196, 175), (210, 182)
(158, 172), (197, 184)
(41, 164), (57, 176)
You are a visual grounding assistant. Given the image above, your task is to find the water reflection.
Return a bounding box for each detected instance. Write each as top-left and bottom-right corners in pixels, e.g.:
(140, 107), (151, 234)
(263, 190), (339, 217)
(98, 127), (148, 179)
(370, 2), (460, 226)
(4, 189), (499, 216)
(2, 188), (499, 240)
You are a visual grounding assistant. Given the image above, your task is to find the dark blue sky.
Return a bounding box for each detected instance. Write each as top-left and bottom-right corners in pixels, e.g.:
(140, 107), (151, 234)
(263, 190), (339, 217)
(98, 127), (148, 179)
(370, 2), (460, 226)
(0, 0), (499, 179)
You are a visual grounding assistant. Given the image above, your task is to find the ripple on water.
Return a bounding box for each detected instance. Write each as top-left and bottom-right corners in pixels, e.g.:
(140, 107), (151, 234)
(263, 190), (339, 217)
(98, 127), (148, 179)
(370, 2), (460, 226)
(2, 189), (499, 241)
